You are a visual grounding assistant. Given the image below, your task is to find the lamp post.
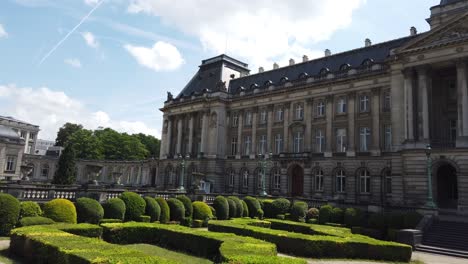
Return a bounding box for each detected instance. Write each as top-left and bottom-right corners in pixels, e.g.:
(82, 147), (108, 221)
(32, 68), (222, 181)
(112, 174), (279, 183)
(178, 153), (190, 191)
(258, 152), (272, 196)
(425, 144), (437, 209)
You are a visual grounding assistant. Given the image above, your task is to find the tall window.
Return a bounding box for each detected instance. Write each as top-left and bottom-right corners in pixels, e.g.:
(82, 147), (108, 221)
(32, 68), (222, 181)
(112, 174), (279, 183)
(276, 108), (284, 122)
(315, 169), (324, 191)
(167, 168), (174, 185)
(383, 91), (391, 111)
(228, 170), (235, 186)
(315, 129), (325, 153)
(359, 127), (371, 152)
(359, 169), (371, 194)
(41, 164), (49, 178)
(293, 131), (303, 153)
(275, 134), (283, 154)
(245, 112), (252, 126)
(359, 95), (369, 112)
(232, 114), (239, 127)
(336, 97), (347, 114)
(258, 135), (267, 154)
(231, 137), (238, 155)
(242, 170), (249, 188)
(5, 156), (16, 172)
(244, 136), (252, 155)
(316, 100), (325, 117)
(20, 131), (26, 139)
(450, 120), (457, 142)
(30, 133), (35, 140)
(260, 110), (267, 124)
(273, 169), (281, 189)
(295, 104), (304, 120)
(384, 170), (392, 194)
(336, 128), (347, 152)
(336, 169), (346, 193)
(384, 125), (392, 151)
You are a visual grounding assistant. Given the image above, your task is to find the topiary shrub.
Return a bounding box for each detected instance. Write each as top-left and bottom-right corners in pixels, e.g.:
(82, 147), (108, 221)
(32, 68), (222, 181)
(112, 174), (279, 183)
(0, 193), (20, 235)
(19, 216), (55, 227)
(227, 196), (243, 217)
(167, 198), (185, 222)
(75, 197), (104, 224)
(20, 201), (42, 218)
(192, 201), (213, 221)
(144, 196), (160, 222)
(290, 201), (308, 221)
(209, 206), (216, 217)
(155, 197), (170, 223)
(176, 195), (193, 218)
(138, 215), (151, 222)
(99, 219), (123, 224)
(43, 198), (77, 224)
(227, 198), (237, 219)
(318, 204), (333, 224)
(257, 209), (264, 220)
(242, 200), (249, 217)
(271, 198), (290, 216)
(213, 196), (229, 220)
(330, 207), (344, 224)
(119, 192), (146, 221)
(306, 208), (319, 220)
(262, 199), (275, 218)
(181, 217), (192, 227)
(344, 208), (363, 227)
(192, 219), (203, 228)
(102, 198), (125, 220)
(243, 196), (261, 218)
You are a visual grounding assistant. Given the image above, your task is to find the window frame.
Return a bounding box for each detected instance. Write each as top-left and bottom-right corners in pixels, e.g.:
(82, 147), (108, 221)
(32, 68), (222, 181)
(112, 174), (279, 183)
(359, 169), (371, 194)
(359, 127), (371, 152)
(315, 169), (324, 191)
(335, 169), (346, 193)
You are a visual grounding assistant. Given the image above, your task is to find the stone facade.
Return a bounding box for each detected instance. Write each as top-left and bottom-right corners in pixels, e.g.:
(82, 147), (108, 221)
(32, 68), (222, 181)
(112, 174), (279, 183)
(0, 116), (40, 155)
(158, 1), (468, 215)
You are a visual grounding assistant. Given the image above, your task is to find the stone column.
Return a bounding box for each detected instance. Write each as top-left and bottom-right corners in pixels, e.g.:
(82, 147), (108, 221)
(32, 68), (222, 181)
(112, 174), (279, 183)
(325, 95), (333, 157)
(371, 88), (381, 156)
(188, 114), (194, 154)
(237, 111), (243, 157)
(200, 111), (209, 154)
(418, 67), (430, 142)
(267, 105), (273, 153)
(166, 117), (173, 157)
(176, 117), (183, 155)
(456, 61), (468, 147)
(404, 69), (415, 142)
(252, 109), (257, 156)
(347, 92), (356, 156)
(283, 103), (290, 152)
(305, 99), (313, 152)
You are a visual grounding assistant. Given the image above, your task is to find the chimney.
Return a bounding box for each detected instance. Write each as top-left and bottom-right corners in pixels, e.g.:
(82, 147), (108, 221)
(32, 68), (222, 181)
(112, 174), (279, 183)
(273, 62), (279, 69)
(303, 55), (309, 62)
(324, 49), (331, 57)
(410, 26), (417, 36)
(289, 58), (295, 66)
(258, 67), (264, 73)
(365, 38), (372, 47)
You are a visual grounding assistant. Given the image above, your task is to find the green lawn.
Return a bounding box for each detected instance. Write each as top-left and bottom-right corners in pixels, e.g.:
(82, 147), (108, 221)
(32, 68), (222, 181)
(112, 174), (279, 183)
(125, 243), (213, 264)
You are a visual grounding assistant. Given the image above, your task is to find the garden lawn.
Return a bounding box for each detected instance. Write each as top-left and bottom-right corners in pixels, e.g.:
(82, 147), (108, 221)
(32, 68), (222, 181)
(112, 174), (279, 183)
(125, 244), (212, 264)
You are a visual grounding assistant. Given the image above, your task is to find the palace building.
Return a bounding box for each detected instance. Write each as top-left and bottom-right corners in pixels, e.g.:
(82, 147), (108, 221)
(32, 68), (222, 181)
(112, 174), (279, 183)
(158, 0), (468, 215)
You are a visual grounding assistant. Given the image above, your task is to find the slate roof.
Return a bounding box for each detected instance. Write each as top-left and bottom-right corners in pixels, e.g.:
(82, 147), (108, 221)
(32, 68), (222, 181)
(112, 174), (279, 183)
(440, 0), (464, 6)
(0, 115), (39, 128)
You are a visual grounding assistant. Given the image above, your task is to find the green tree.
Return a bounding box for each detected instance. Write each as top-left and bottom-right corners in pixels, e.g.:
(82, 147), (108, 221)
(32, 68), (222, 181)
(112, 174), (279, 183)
(55, 123), (83, 146)
(95, 128), (148, 160)
(68, 129), (104, 160)
(52, 145), (76, 185)
(133, 133), (160, 158)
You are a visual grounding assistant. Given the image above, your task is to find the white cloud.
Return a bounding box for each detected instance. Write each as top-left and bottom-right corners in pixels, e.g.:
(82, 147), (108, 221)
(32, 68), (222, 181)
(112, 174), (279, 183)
(64, 58), (82, 68)
(0, 24), (8, 38)
(84, 0), (100, 6)
(124, 41), (184, 72)
(81, 31), (99, 48)
(127, 0), (366, 67)
(0, 84), (161, 140)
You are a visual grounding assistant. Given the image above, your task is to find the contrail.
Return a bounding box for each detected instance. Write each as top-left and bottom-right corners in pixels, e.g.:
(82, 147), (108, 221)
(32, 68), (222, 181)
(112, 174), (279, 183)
(38, 1), (104, 66)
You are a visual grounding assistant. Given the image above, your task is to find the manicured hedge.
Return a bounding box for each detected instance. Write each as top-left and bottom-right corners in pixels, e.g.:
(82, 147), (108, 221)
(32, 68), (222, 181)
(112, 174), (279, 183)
(43, 198), (77, 224)
(176, 195), (193, 218)
(242, 200), (249, 217)
(167, 198), (185, 222)
(208, 219), (412, 262)
(227, 198), (237, 219)
(227, 196), (243, 217)
(271, 198), (290, 216)
(213, 196), (229, 220)
(139, 215), (151, 223)
(262, 199), (275, 218)
(102, 222), (305, 264)
(19, 216), (55, 227)
(144, 196), (161, 222)
(75, 197), (104, 224)
(20, 201), (42, 218)
(99, 218), (123, 224)
(192, 201), (213, 221)
(119, 192), (146, 221)
(0, 193), (20, 235)
(244, 196), (261, 218)
(102, 198), (126, 220)
(318, 204), (333, 224)
(290, 201), (308, 221)
(9, 224), (169, 263)
(156, 197), (170, 223)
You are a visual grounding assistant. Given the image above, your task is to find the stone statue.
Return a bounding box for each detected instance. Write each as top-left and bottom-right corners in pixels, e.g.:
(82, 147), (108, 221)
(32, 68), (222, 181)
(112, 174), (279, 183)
(167, 92), (174, 101)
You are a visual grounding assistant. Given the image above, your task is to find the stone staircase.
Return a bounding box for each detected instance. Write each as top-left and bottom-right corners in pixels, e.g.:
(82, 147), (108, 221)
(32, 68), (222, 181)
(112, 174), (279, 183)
(416, 219), (468, 258)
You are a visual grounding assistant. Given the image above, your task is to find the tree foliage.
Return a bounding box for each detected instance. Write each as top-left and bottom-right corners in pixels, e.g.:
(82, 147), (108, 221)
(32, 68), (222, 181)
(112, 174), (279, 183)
(68, 129), (104, 160)
(55, 123), (83, 147)
(52, 145), (76, 185)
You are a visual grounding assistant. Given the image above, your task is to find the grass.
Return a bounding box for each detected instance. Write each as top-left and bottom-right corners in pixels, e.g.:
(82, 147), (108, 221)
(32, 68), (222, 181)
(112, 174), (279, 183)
(0, 237), (10, 241)
(125, 244), (212, 264)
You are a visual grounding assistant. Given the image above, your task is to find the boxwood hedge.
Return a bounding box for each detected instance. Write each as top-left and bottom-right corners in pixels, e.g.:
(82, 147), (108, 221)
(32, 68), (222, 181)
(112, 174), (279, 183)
(176, 195), (193, 218)
(19, 201), (42, 218)
(192, 201), (213, 222)
(167, 198), (185, 222)
(120, 192), (146, 221)
(156, 197), (170, 223)
(43, 198), (77, 224)
(144, 196), (161, 222)
(213, 196), (229, 220)
(19, 216), (55, 227)
(227, 196), (243, 217)
(0, 193), (20, 235)
(75, 197), (104, 224)
(243, 196), (261, 218)
(102, 197), (126, 220)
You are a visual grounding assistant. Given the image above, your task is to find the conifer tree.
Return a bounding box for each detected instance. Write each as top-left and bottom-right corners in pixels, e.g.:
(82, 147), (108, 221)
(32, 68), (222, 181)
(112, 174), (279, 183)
(52, 145), (76, 185)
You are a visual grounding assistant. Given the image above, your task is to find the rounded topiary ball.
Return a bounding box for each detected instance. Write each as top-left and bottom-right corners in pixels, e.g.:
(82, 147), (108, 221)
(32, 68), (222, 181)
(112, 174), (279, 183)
(227, 196), (243, 217)
(0, 193), (20, 235)
(144, 196), (160, 222)
(43, 198), (77, 224)
(261, 199), (275, 218)
(272, 198), (291, 216)
(227, 198), (237, 219)
(213, 196), (229, 220)
(318, 204), (333, 224)
(119, 192), (146, 221)
(167, 198), (185, 222)
(243, 196), (261, 218)
(331, 207), (344, 224)
(176, 195), (193, 218)
(242, 200), (249, 217)
(155, 197), (170, 223)
(75, 197), (104, 224)
(102, 198), (126, 220)
(192, 201), (213, 220)
(290, 201), (308, 221)
(20, 201), (42, 218)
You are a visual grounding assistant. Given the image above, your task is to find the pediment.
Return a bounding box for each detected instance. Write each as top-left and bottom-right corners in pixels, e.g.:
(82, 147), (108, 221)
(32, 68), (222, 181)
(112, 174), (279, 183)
(397, 12), (468, 54)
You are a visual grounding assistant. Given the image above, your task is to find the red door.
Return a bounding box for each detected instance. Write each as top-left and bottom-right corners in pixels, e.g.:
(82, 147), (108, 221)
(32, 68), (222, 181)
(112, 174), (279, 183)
(291, 165), (304, 196)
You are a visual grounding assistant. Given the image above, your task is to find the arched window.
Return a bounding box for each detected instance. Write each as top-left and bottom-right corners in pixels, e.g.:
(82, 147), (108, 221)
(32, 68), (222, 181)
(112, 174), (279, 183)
(298, 72), (309, 79)
(319, 68), (330, 76)
(362, 59), (374, 68)
(280, 77), (289, 83)
(314, 169), (324, 191)
(226, 168), (235, 187)
(41, 164), (49, 178)
(340, 64), (351, 71)
(271, 167), (281, 190)
(264, 80), (273, 86)
(359, 169), (371, 194)
(241, 169), (249, 188)
(335, 169), (346, 193)
(250, 83), (259, 90)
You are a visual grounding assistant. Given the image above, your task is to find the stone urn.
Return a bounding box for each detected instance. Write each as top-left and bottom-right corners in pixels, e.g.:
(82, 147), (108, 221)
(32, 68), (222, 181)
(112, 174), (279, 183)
(20, 163), (34, 181)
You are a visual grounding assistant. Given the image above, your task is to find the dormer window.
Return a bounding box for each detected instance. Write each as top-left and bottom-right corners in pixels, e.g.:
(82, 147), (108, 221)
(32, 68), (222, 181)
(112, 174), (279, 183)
(298, 72), (308, 79)
(319, 68), (330, 76)
(250, 83), (259, 90)
(264, 80), (273, 86)
(280, 77), (289, 84)
(340, 64), (351, 71)
(362, 59), (374, 68)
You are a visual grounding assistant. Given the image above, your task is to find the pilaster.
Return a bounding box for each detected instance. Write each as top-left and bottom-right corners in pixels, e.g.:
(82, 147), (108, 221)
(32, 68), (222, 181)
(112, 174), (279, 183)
(325, 95), (333, 157)
(346, 92), (356, 157)
(371, 88), (381, 156)
(456, 60), (468, 147)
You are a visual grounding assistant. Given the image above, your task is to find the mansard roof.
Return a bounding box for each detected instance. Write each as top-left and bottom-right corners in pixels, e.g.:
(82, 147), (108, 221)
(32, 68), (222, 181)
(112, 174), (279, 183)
(440, 0), (464, 6)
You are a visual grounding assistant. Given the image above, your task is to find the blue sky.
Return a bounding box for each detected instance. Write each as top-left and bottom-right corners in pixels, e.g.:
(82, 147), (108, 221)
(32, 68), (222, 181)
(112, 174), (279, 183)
(0, 0), (440, 140)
